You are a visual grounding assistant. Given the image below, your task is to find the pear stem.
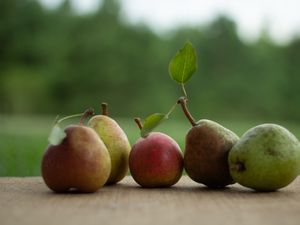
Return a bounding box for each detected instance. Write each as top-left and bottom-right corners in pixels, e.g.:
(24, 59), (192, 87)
(79, 108), (95, 125)
(181, 83), (188, 99)
(177, 97), (197, 126)
(101, 102), (108, 116)
(134, 117), (143, 130)
(166, 102), (177, 118)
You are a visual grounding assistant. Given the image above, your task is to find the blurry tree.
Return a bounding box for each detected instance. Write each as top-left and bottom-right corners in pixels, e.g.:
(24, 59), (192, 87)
(0, 0), (299, 122)
(283, 37), (300, 120)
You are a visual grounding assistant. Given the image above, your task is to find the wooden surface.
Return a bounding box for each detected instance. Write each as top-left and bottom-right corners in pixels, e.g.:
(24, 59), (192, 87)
(0, 176), (300, 225)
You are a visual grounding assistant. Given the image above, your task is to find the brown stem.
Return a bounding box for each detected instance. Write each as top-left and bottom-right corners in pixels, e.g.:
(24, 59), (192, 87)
(134, 117), (143, 130)
(101, 102), (108, 116)
(79, 108), (95, 125)
(177, 97), (197, 126)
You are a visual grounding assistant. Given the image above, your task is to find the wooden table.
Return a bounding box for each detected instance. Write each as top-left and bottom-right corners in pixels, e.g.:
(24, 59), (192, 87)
(0, 176), (299, 225)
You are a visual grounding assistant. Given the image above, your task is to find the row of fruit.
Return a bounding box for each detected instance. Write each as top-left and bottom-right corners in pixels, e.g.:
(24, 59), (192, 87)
(41, 42), (300, 193)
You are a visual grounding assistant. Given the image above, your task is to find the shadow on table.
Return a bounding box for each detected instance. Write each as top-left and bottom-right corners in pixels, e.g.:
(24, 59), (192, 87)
(117, 181), (296, 198)
(35, 177), (296, 199)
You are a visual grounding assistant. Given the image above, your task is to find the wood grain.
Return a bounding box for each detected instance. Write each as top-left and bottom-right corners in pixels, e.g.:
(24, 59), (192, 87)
(0, 176), (299, 225)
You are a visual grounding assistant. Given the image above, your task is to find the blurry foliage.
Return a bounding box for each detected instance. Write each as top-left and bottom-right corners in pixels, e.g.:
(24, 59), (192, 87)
(0, 0), (300, 121)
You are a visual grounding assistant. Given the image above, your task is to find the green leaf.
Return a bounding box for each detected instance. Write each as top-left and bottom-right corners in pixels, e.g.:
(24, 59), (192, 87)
(48, 124), (66, 145)
(141, 113), (167, 138)
(168, 41), (197, 84)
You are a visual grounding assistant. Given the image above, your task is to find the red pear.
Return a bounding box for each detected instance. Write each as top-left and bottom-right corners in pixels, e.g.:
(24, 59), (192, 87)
(129, 132), (183, 188)
(42, 110), (111, 193)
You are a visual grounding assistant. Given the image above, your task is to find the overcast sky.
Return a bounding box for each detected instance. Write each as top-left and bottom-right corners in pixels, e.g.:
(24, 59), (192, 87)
(40, 0), (300, 44)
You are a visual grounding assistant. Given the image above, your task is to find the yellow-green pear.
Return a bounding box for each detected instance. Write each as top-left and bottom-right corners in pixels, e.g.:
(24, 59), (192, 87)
(88, 103), (131, 184)
(229, 124), (300, 191)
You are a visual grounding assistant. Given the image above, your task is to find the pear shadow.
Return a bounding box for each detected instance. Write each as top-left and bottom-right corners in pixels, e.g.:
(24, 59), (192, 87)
(117, 182), (199, 194)
(194, 184), (296, 198)
(108, 177), (296, 197)
(35, 183), (125, 197)
(37, 189), (103, 197)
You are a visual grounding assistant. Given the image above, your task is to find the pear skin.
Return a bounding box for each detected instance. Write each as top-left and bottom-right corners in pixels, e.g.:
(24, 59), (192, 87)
(89, 115), (131, 184)
(42, 125), (111, 193)
(184, 119), (239, 188)
(129, 132), (183, 188)
(229, 124), (300, 191)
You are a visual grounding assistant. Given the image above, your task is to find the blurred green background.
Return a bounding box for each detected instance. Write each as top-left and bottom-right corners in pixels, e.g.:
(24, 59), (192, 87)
(1, 0), (300, 176)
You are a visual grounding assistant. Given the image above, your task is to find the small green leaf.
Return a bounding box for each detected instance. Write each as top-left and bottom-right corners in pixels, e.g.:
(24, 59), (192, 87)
(48, 124), (66, 145)
(141, 113), (167, 138)
(169, 41), (197, 84)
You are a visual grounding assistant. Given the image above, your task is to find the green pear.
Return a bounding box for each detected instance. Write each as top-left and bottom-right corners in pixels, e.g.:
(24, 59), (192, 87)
(184, 119), (239, 187)
(228, 124), (300, 191)
(88, 103), (131, 184)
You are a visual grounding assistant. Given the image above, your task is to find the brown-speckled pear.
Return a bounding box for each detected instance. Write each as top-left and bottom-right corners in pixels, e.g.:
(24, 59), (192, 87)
(178, 97), (239, 188)
(42, 125), (111, 193)
(88, 103), (131, 184)
(184, 119), (239, 187)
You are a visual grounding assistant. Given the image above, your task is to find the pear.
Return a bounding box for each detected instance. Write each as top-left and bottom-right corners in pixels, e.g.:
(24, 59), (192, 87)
(178, 97), (239, 188)
(229, 124), (300, 191)
(42, 124), (111, 193)
(88, 103), (131, 184)
(184, 119), (239, 187)
(129, 117), (183, 188)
